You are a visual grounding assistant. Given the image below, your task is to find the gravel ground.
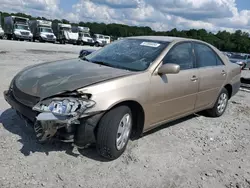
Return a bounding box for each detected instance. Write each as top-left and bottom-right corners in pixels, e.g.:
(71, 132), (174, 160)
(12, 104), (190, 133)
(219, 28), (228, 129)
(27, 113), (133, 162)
(0, 40), (250, 188)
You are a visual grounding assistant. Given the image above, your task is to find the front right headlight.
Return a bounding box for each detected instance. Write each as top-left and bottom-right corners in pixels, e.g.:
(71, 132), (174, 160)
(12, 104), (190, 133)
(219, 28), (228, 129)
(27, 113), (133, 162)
(33, 97), (96, 116)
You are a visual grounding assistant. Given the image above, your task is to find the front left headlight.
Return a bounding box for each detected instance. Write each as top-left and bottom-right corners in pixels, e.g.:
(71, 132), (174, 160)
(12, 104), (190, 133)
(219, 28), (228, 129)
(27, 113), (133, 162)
(14, 31), (21, 35)
(41, 34), (47, 38)
(33, 97), (95, 116)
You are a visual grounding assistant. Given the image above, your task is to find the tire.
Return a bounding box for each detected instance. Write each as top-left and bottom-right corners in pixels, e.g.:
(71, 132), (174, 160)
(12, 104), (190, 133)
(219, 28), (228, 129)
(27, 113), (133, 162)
(39, 37), (44, 43)
(13, 34), (18, 41)
(96, 105), (133, 160)
(94, 42), (99, 47)
(207, 88), (229, 117)
(3, 34), (7, 40)
(6, 34), (11, 40)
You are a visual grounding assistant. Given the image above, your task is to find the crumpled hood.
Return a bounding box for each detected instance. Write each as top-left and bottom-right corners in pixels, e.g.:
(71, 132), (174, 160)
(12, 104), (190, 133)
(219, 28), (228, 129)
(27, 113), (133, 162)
(14, 58), (134, 99)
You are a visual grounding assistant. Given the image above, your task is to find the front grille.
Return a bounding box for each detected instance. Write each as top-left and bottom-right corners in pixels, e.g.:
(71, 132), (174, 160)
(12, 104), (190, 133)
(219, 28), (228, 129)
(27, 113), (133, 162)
(87, 39), (92, 42)
(12, 82), (40, 107)
(20, 32), (29, 36)
(102, 41), (107, 44)
(46, 35), (54, 39)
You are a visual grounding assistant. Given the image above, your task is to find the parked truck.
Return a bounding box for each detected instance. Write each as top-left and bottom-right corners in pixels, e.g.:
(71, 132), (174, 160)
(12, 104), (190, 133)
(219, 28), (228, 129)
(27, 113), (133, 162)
(72, 26), (94, 46)
(93, 34), (107, 47)
(104, 35), (111, 44)
(29, 20), (56, 43)
(52, 23), (78, 44)
(4, 16), (33, 41)
(0, 13), (4, 39)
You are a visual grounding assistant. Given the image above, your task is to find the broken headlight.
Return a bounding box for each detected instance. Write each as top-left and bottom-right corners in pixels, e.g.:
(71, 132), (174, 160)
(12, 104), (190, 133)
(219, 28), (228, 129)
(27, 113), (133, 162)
(32, 97), (95, 116)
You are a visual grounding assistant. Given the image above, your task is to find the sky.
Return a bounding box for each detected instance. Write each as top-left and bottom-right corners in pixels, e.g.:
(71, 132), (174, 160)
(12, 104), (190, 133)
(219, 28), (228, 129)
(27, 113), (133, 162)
(0, 0), (250, 33)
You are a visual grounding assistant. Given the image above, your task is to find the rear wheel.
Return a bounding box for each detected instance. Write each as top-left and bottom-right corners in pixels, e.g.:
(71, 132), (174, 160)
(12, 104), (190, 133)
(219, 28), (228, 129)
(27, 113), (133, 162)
(207, 88), (229, 117)
(96, 106), (132, 160)
(3, 34), (7, 40)
(6, 34), (11, 40)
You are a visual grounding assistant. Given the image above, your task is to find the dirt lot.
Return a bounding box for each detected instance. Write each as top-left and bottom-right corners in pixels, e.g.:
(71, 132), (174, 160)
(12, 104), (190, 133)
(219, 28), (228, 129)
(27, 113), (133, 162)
(0, 40), (250, 188)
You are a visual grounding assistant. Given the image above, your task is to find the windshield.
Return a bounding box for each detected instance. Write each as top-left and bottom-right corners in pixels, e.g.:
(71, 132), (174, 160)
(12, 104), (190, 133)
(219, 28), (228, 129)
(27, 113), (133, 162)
(85, 39), (169, 71)
(15, 24), (29, 30)
(230, 54), (247, 60)
(40, 27), (53, 33)
(97, 35), (104, 39)
(84, 34), (90, 37)
(105, 36), (110, 39)
(61, 27), (71, 32)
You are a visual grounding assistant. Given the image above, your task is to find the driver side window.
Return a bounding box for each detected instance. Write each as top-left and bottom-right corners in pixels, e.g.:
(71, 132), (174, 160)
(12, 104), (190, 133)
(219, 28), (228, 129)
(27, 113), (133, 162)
(162, 42), (194, 70)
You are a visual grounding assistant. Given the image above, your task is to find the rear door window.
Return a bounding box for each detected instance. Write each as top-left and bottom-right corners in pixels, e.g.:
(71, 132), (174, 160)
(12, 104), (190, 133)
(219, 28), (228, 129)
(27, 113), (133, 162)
(194, 43), (224, 67)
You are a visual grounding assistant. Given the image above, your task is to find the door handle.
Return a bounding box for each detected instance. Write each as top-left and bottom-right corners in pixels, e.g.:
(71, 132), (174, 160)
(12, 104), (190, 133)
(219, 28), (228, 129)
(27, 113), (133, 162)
(191, 75), (198, 82)
(221, 70), (227, 76)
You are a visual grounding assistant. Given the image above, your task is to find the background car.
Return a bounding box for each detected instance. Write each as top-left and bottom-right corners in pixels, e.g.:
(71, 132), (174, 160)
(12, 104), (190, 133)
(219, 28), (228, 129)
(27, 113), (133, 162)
(229, 53), (250, 70)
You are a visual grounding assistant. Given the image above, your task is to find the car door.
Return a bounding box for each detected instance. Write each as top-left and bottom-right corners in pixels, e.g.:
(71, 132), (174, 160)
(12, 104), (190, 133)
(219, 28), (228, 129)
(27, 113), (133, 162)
(193, 42), (227, 110)
(147, 42), (199, 127)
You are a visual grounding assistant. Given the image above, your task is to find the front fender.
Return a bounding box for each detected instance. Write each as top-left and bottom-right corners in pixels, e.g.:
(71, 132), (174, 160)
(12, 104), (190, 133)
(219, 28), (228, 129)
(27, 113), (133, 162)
(77, 72), (150, 113)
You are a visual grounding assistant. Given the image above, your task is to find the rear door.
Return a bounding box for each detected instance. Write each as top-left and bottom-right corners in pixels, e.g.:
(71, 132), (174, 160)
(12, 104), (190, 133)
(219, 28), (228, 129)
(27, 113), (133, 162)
(193, 42), (227, 110)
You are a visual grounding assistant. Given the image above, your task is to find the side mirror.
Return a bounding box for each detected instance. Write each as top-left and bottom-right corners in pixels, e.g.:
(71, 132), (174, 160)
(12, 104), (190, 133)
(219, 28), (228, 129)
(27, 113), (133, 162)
(79, 50), (92, 58)
(157, 63), (180, 75)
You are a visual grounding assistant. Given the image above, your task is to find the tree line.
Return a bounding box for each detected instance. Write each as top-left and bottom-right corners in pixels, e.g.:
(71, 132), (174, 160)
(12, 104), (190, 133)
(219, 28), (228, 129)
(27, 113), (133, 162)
(1, 11), (250, 53)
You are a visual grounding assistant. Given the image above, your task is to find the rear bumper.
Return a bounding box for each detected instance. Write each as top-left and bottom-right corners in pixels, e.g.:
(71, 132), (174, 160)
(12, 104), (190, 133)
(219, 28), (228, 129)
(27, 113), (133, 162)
(4, 90), (38, 122)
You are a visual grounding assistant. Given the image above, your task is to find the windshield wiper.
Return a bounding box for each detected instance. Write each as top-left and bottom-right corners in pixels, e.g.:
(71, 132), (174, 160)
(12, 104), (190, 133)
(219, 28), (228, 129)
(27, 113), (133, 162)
(93, 61), (137, 71)
(80, 56), (90, 61)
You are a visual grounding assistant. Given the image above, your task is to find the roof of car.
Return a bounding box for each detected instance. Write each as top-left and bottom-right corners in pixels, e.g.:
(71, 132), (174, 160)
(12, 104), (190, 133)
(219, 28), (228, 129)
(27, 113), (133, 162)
(127, 36), (198, 43)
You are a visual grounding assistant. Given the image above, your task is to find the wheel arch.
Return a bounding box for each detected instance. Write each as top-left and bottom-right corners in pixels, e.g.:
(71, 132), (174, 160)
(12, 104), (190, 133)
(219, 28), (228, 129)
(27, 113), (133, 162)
(96, 100), (145, 140)
(224, 84), (233, 99)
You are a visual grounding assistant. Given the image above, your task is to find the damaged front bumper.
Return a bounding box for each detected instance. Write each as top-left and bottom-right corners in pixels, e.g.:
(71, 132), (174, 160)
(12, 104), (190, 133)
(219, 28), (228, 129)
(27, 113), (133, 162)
(4, 89), (104, 148)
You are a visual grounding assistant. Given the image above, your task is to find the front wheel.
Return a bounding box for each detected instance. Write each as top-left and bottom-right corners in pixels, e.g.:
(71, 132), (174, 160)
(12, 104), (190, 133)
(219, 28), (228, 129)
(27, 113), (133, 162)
(207, 88), (229, 117)
(13, 34), (18, 40)
(96, 106), (133, 160)
(94, 42), (99, 47)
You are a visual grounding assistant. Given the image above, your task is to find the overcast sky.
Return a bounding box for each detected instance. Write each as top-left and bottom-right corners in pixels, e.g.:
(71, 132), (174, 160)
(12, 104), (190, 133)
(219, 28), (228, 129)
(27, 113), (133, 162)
(0, 0), (250, 32)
